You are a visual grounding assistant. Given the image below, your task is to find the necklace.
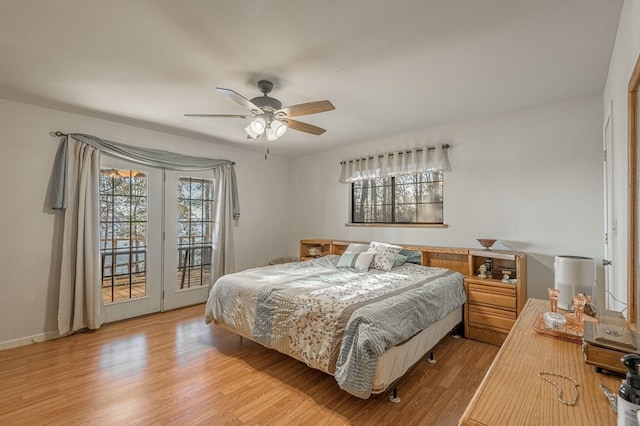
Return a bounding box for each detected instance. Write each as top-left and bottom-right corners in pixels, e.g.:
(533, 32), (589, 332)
(538, 371), (580, 406)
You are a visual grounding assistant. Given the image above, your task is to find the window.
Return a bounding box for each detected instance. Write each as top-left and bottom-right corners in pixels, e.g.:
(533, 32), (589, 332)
(99, 169), (148, 303)
(176, 176), (214, 290)
(351, 171), (443, 224)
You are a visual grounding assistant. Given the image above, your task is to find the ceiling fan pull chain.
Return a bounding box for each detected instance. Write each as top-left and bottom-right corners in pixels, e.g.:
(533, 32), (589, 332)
(264, 134), (268, 160)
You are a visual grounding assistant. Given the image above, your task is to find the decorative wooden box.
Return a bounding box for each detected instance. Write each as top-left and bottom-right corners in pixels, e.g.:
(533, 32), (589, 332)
(582, 311), (639, 375)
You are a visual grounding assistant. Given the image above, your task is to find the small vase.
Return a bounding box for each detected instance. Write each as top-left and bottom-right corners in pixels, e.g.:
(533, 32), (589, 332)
(547, 288), (560, 313)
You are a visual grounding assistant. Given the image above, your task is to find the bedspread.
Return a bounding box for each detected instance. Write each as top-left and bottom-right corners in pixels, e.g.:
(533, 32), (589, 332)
(204, 255), (466, 398)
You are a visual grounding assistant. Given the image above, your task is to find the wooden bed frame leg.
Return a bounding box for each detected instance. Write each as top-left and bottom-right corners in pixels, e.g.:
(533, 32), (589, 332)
(427, 351), (436, 364)
(389, 387), (401, 403)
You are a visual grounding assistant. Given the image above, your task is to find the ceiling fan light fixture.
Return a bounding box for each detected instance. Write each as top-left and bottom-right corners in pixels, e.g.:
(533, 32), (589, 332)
(244, 124), (259, 138)
(245, 117), (266, 138)
(271, 119), (287, 138)
(250, 117), (266, 133)
(266, 126), (278, 141)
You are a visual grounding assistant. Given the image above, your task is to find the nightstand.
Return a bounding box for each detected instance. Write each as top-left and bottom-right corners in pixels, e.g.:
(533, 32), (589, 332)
(464, 250), (527, 346)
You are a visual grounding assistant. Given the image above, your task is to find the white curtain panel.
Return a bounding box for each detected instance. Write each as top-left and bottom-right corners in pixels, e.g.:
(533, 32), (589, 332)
(339, 145), (449, 183)
(57, 137), (104, 335)
(211, 165), (236, 285)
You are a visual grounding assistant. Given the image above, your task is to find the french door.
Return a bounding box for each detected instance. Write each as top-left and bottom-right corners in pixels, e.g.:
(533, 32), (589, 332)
(100, 157), (214, 322)
(162, 170), (215, 310)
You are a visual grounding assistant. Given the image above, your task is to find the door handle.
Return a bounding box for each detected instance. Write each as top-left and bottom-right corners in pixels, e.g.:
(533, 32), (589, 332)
(603, 259), (612, 266)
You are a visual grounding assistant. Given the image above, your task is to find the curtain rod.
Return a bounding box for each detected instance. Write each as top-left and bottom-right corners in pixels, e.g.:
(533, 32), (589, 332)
(339, 144), (450, 165)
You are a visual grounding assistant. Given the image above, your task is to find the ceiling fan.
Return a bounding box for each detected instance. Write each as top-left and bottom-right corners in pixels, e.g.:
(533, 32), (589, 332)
(185, 80), (335, 142)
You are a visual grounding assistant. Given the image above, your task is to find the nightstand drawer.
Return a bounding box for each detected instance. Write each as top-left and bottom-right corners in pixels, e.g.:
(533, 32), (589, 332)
(466, 325), (508, 346)
(468, 304), (516, 331)
(467, 286), (516, 310)
(467, 282), (516, 296)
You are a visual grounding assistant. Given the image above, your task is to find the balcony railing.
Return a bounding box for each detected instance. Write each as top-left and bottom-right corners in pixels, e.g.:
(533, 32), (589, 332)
(101, 239), (212, 303)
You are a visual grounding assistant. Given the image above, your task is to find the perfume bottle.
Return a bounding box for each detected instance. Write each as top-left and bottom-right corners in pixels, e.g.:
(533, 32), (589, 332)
(619, 354), (640, 426)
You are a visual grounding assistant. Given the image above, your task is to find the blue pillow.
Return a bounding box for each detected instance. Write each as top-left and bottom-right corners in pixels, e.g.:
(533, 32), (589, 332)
(336, 251), (375, 272)
(393, 254), (408, 268)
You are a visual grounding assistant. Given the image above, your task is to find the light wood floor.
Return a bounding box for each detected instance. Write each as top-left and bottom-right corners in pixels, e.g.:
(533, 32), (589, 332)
(0, 304), (498, 425)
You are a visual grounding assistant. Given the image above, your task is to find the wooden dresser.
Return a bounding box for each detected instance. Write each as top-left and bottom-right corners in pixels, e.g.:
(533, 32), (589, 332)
(460, 298), (622, 425)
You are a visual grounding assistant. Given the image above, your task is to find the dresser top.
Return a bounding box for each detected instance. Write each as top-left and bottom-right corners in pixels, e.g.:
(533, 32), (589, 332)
(460, 298), (621, 425)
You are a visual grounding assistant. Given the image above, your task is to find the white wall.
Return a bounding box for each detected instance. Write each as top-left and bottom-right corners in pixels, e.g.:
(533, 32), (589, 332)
(289, 96), (605, 302)
(603, 0), (640, 313)
(0, 98), (290, 347)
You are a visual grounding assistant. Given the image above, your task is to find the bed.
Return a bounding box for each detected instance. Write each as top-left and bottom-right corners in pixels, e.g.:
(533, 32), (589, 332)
(204, 241), (468, 400)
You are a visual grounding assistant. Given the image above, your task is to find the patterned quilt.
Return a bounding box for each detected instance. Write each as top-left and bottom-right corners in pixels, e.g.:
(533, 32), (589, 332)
(204, 255), (466, 398)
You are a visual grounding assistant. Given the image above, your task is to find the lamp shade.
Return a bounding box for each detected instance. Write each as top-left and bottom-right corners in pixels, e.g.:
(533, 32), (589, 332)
(271, 119), (287, 137)
(266, 119), (287, 141)
(245, 117), (266, 138)
(251, 117), (266, 133)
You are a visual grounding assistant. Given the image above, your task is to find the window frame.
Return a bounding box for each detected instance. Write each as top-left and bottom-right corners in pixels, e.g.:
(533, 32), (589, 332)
(348, 171), (447, 227)
(176, 176), (215, 290)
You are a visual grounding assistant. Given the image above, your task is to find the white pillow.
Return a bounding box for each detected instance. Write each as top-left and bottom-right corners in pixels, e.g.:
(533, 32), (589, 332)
(368, 241), (403, 271)
(336, 251), (375, 272)
(344, 243), (370, 253)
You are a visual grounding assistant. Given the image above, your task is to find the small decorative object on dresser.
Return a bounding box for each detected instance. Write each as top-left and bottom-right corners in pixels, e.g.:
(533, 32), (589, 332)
(476, 238), (497, 250)
(582, 310), (640, 375)
(478, 264), (487, 278)
(547, 288), (560, 313)
(308, 247), (322, 257)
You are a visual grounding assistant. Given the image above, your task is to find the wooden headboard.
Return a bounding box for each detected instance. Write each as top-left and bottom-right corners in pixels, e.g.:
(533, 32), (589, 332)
(299, 239), (472, 275)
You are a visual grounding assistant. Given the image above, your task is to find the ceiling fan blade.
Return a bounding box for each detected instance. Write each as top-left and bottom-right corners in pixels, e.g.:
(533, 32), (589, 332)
(184, 113), (250, 118)
(283, 119), (327, 135)
(276, 100), (335, 118)
(216, 87), (263, 115)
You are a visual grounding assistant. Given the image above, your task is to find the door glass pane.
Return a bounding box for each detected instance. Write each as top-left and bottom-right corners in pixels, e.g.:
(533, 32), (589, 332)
(176, 176), (214, 290)
(100, 169), (148, 303)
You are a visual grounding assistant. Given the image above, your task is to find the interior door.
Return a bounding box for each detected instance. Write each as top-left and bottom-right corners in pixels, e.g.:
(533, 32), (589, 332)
(162, 170), (215, 310)
(603, 101), (615, 309)
(100, 157), (163, 322)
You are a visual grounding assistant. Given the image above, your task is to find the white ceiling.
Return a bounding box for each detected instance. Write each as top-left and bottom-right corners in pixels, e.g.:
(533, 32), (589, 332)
(0, 0), (624, 158)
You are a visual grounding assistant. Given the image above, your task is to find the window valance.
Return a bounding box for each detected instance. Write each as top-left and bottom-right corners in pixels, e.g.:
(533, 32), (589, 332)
(338, 144), (450, 183)
(51, 133), (240, 221)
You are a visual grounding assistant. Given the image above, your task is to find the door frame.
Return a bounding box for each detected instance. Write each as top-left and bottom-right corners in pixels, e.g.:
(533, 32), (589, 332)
(627, 53), (640, 324)
(603, 100), (614, 309)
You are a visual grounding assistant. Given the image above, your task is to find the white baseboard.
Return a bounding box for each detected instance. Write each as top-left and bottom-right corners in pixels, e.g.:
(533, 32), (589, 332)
(0, 330), (60, 351)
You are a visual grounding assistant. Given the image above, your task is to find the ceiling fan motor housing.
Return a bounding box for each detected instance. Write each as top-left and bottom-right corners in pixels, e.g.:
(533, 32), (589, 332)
(250, 95), (282, 112)
(250, 80), (282, 112)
